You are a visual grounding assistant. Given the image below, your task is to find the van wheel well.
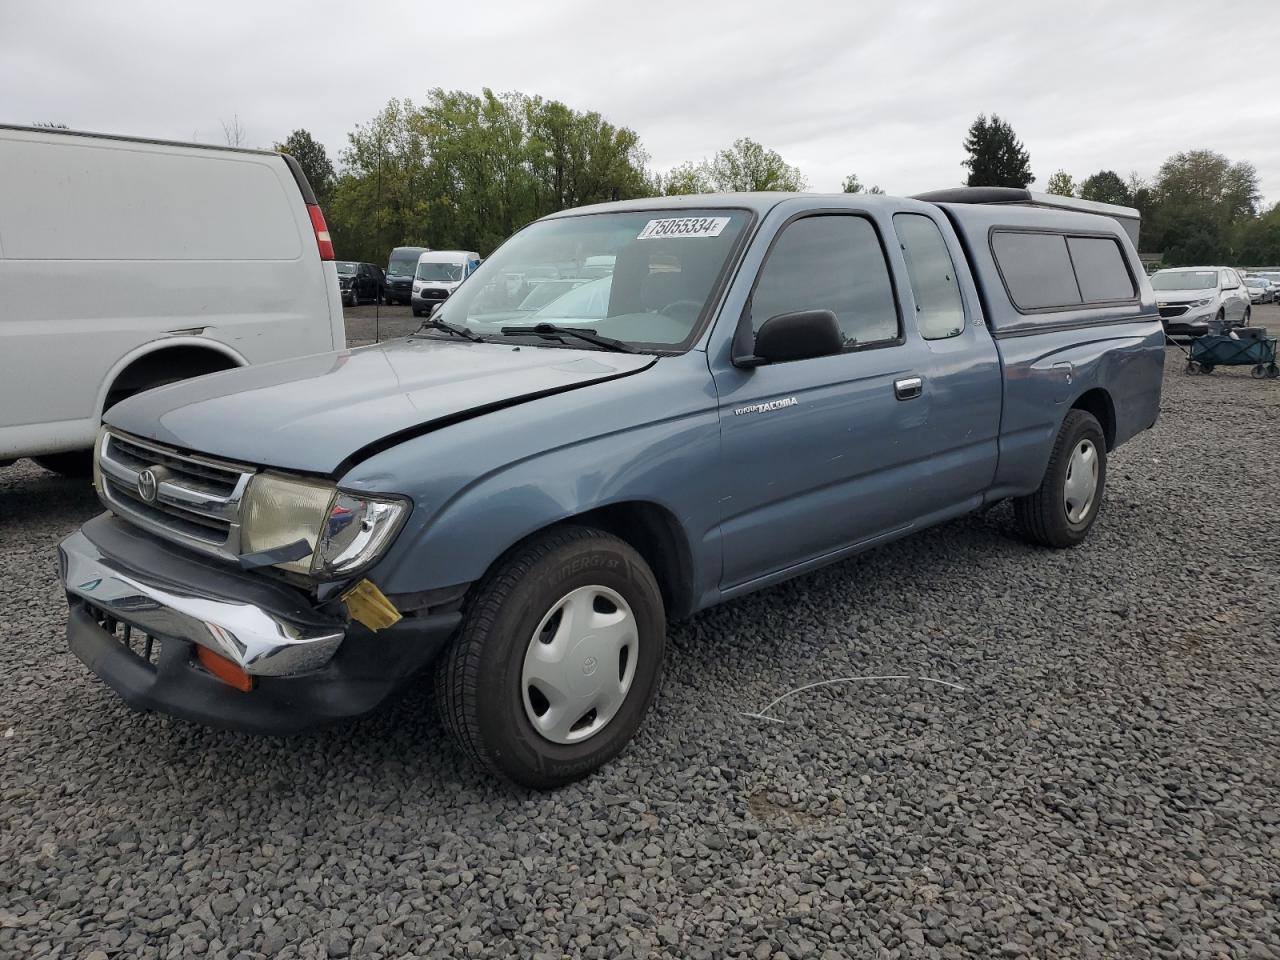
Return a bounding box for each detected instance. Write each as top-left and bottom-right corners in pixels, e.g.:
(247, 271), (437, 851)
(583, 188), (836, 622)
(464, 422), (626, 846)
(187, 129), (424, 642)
(1071, 388), (1116, 450)
(105, 346), (239, 411)
(552, 502), (695, 620)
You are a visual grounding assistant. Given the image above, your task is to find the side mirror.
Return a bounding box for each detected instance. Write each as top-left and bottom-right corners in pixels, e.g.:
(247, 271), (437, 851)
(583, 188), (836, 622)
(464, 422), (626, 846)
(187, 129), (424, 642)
(733, 309), (844, 367)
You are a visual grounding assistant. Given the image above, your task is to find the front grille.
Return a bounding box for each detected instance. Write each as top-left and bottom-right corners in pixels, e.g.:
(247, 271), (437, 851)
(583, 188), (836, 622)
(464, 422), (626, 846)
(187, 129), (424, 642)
(1159, 305), (1189, 318)
(84, 601), (163, 668)
(98, 431), (254, 561)
(420, 289), (448, 301)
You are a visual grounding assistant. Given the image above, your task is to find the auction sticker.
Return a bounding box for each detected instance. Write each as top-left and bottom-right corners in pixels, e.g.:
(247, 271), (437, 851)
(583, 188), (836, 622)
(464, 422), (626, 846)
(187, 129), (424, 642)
(637, 216), (730, 240)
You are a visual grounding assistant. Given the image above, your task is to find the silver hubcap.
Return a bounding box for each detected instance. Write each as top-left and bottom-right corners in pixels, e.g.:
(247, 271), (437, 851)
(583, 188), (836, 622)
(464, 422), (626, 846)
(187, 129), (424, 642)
(520, 585), (638, 745)
(1063, 438), (1099, 524)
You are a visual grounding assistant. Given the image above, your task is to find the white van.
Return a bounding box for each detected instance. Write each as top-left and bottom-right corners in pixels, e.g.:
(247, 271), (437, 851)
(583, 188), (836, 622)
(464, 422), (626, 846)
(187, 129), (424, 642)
(0, 124), (345, 475)
(411, 250), (481, 317)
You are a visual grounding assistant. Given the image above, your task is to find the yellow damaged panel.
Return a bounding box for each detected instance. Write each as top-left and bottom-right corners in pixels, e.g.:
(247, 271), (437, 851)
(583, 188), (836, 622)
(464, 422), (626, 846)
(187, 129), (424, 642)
(342, 579), (402, 631)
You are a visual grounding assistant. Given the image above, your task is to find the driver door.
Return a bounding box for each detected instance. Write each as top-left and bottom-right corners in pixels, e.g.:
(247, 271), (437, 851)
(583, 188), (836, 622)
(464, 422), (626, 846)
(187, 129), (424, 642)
(710, 212), (938, 590)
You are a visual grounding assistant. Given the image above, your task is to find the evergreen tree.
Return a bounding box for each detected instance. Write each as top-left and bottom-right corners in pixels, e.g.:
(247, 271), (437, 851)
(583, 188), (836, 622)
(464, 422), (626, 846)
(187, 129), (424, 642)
(274, 129), (336, 202)
(961, 114), (1033, 188)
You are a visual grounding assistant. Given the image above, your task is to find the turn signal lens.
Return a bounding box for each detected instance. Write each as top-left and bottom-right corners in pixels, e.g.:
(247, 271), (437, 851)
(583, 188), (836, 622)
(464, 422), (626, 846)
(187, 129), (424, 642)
(196, 646), (254, 692)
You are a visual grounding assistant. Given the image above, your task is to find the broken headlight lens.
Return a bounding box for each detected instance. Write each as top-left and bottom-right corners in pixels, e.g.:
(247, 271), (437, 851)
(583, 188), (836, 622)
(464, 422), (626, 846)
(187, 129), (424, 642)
(314, 493), (408, 577)
(241, 474), (408, 577)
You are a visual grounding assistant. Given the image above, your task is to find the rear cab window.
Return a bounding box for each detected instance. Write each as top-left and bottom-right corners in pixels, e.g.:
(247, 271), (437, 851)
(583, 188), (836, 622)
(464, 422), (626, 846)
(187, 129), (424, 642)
(893, 213), (965, 340)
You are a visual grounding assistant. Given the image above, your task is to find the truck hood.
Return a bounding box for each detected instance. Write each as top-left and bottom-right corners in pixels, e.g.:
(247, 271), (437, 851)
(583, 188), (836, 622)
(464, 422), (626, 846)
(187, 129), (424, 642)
(104, 338), (655, 475)
(1153, 288), (1215, 302)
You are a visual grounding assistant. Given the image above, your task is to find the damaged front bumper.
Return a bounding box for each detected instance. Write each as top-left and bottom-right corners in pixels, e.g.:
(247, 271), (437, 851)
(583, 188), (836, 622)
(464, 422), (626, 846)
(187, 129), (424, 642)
(58, 514), (460, 734)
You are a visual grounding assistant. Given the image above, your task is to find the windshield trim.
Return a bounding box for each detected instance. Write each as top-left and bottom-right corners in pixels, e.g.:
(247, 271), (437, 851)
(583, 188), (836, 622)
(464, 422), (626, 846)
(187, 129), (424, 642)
(446, 205), (759, 356)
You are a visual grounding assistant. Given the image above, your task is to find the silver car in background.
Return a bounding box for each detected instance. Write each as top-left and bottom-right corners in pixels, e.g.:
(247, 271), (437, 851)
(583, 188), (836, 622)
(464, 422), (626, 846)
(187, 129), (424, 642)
(1245, 276), (1275, 304)
(1151, 267), (1251, 336)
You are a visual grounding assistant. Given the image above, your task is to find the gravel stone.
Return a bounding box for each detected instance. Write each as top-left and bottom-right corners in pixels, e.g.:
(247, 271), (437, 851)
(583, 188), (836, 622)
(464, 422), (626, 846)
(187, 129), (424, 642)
(2, 340), (1279, 959)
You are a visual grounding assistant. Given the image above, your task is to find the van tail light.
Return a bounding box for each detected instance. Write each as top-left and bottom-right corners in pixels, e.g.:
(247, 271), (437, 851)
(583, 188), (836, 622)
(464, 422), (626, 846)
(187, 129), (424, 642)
(308, 204), (335, 261)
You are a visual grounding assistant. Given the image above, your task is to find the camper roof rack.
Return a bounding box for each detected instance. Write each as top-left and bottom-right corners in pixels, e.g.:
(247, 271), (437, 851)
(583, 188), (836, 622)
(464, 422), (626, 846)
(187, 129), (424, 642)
(913, 187), (1141, 247)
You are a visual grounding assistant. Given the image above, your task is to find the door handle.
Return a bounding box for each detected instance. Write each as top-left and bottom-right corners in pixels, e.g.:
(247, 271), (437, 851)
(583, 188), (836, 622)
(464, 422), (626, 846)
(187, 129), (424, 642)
(894, 376), (923, 400)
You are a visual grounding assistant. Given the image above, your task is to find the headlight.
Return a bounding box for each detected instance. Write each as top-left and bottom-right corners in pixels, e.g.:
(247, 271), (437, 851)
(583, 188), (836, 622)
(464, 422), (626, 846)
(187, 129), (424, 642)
(241, 473), (408, 577)
(1190, 297), (1213, 307)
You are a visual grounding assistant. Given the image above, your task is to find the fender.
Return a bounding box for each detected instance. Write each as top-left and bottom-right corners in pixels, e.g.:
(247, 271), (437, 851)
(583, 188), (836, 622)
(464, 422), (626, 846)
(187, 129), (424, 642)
(93, 336), (248, 420)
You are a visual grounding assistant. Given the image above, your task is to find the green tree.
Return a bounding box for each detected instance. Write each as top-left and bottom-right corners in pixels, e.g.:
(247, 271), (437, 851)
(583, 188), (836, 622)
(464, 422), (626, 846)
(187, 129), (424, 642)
(1146, 149), (1260, 265)
(274, 129), (336, 202)
(708, 138), (807, 192)
(327, 98), (432, 264)
(841, 173), (864, 193)
(961, 114), (1033, 188)
(867, 185), (885, 195)
(1045, 170), (1076, 197)
(659, 161), (715, 196)
(1079, 170), (1132, 206)
(1234, 203), (1280, 265)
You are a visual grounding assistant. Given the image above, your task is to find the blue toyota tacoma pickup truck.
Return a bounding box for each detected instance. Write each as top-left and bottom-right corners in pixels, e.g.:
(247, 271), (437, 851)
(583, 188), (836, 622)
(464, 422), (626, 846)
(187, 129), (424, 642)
(59, 188), (1163, 787)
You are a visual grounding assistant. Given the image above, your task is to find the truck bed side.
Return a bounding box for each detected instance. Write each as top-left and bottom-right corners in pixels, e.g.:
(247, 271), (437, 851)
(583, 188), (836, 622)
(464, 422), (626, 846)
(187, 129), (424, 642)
(935, 203), (1164, 500)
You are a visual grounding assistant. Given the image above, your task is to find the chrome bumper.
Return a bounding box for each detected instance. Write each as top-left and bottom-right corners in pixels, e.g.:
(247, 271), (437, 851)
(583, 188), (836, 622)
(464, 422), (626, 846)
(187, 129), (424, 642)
(59, 528), (344, 677)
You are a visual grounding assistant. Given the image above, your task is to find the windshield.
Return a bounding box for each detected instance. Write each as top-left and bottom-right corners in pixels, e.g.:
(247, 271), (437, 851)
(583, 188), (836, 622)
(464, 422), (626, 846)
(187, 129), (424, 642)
(417, 261), (464, 282)
(335, 261), (359, 276)
(436, 210), (749, 350)
(1151, 271), (1218, 291)
(388, 251), (422, 277)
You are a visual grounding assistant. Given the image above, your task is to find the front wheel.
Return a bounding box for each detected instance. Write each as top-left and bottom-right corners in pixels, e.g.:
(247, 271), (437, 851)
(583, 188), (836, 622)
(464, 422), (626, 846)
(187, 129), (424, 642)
(1012, 409), (1107, 548)
(411, 306), (424, 317)
(435, 525), (666, 789)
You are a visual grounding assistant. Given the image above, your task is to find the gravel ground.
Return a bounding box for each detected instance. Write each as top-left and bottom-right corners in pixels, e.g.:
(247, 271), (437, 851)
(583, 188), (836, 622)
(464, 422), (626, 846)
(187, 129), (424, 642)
(2, 341), (1279, 960)
(344, 303), (418, 347)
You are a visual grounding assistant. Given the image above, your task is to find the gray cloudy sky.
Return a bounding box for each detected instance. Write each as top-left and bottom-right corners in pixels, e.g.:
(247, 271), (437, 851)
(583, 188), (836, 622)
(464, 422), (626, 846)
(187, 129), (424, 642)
(4, 0), (1277, 204)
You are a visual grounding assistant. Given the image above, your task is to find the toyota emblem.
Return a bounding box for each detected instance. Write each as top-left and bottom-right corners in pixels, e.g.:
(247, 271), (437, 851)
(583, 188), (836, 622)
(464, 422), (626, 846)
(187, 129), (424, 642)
(581, 656), (598, 676)
(137, 468), (159, 503)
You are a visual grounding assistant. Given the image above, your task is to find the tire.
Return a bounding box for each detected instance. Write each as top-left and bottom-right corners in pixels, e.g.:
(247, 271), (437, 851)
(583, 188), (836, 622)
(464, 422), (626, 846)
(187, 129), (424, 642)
(412, 306), (424, 318)
(1252, 364), (1267, 379)
(435, 525), (667, 789)
(32, 450), (94, 477)
(1012, 409), (1107, 549)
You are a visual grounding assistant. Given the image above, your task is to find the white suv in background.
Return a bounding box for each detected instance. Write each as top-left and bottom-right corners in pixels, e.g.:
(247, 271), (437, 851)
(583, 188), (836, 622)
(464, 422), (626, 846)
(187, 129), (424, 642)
(1151, 266), (1251, 337)
(0, 125), (344, 475)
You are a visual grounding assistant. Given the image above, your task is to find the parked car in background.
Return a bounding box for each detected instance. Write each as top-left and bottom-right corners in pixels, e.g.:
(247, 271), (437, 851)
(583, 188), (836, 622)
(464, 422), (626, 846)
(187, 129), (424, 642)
(1249, 271), (1280, 297)
(0, 124), (344, 476)
(1245, 276), (1275, 304)
(385, 246), (430, 305)
(59, 189), (1162, 787)
(1150, 267), (1251, 336)
(336, 261), (385, 307)
(411, 250), (481, 317)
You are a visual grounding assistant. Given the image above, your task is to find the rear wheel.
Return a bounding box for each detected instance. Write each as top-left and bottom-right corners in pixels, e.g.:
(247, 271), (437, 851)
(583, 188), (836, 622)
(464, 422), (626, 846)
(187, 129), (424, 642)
(435, 525), (666, 789)
(1013, 409), (1107, 548)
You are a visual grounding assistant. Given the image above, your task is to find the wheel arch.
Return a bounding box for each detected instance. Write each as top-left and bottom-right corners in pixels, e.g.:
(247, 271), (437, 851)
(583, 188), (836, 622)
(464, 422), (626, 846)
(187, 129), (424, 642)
(95, 338), (247, 416)
(475, 500), (697, 621)
(1069, 387), (1116, 450)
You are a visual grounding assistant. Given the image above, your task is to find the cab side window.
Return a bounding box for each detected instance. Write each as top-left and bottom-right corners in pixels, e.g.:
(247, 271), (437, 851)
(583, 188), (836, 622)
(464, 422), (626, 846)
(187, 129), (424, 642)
(750, 215), (899, 347)
(893, 213), (965, 340)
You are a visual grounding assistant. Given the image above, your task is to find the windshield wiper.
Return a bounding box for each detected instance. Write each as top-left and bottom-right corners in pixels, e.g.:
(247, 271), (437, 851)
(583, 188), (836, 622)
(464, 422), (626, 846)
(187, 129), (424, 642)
(499, 323), (638, 354)
(417, 317), (486, 342)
